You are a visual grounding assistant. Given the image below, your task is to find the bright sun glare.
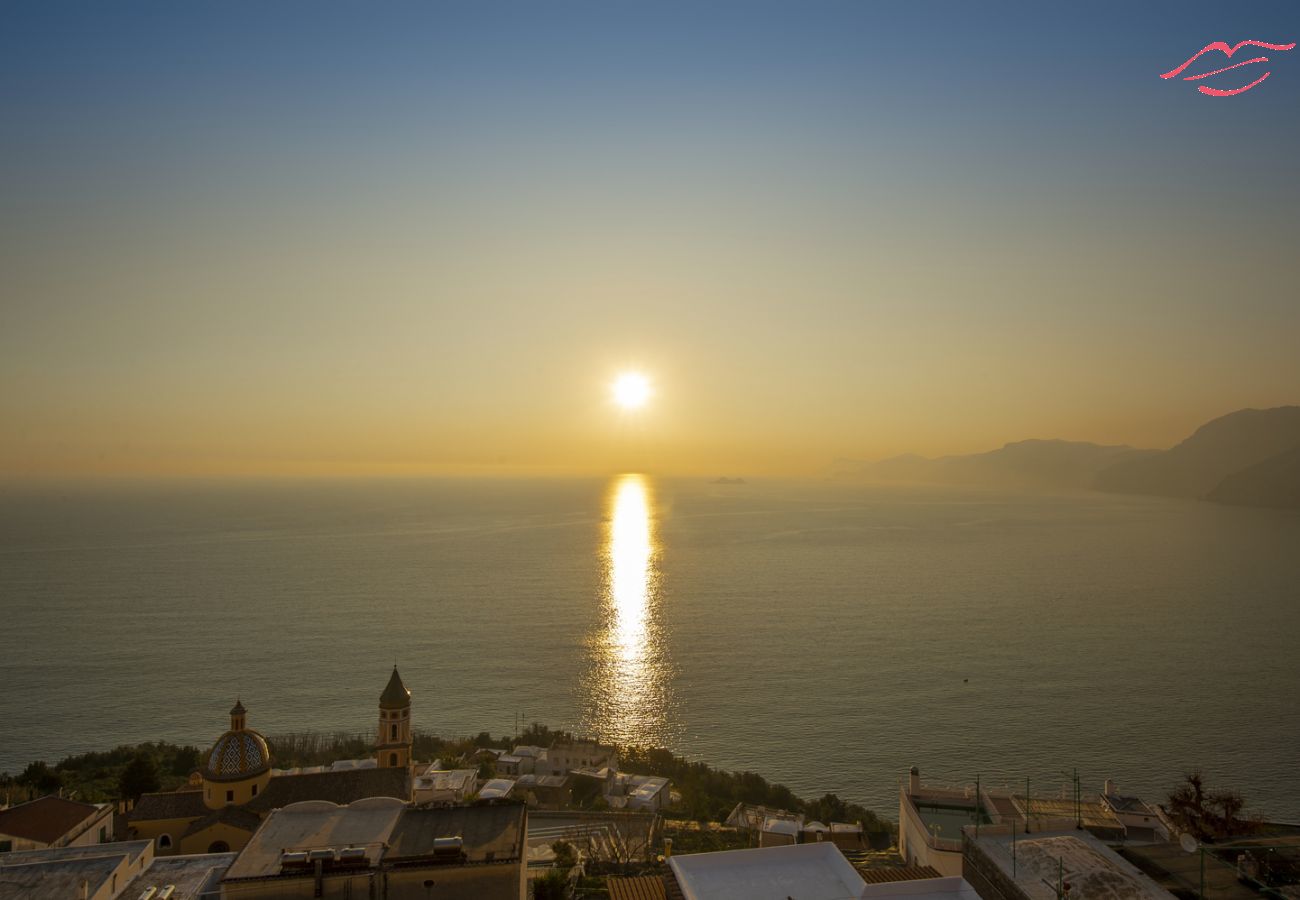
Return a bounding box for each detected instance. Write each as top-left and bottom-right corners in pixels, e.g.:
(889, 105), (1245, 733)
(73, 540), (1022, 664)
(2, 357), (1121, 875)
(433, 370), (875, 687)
(612, 372), (652, 410)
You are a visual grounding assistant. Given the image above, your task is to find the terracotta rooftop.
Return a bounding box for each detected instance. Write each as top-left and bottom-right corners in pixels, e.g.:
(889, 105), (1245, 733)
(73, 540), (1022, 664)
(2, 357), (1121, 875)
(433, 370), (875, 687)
(607, 874), (669, 900)
(128, 789), (207, 823)
(387, 803), (525, 863)
(0, 795), (105, 845)
(858, 865), (943, 884)
(245, 765), (409, 813)
(181, 804), (262, 839)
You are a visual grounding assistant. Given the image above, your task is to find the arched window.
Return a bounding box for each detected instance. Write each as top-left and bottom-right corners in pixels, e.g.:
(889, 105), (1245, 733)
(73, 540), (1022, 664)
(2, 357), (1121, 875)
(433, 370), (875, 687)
(158, 834), (172, 849)
(389, 752), (398, 767)
(208, 840), (230, 853)
(391, 724), (398, 740)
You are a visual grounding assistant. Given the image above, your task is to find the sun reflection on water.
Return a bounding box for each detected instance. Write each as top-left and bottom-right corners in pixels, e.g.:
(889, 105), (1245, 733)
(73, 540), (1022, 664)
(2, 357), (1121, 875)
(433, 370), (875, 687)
(582, 474), (676, 748)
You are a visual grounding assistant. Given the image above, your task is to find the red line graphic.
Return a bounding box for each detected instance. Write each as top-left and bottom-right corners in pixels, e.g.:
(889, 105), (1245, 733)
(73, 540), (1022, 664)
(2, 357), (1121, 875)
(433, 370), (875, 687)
(1159, 40), (1295, 79)
(1198, 71), (1273, 97)
(1181, 57), (1269, 80)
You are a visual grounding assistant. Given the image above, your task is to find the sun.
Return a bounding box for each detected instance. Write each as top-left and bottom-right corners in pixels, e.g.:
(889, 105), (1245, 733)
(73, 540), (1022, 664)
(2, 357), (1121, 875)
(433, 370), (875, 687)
(612, 372), (652, 410)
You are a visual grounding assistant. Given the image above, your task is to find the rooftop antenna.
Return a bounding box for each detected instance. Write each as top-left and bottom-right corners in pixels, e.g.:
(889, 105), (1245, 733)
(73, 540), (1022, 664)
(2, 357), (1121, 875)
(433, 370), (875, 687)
(1180, 833), (1205, 900)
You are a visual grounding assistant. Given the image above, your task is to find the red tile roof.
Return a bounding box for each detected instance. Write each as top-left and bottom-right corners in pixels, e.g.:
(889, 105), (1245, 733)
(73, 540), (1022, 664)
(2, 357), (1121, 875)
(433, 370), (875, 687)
(857, 865), (943, 884)
(606, 875), (669, 900)
(0, 795), (103, 845)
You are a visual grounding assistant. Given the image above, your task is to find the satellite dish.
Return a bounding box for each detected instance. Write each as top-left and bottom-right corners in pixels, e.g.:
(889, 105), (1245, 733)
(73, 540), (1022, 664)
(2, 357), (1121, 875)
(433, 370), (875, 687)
(1180, 833), (1198, 854)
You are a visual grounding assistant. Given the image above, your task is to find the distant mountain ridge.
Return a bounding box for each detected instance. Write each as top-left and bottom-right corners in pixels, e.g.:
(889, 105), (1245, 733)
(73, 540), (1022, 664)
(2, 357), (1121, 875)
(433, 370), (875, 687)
(1094, 406), (1300, 505)
(845, 406), (1300, 509)
(1205, 444), (1300, 509)
(854, 439), (1155, 490)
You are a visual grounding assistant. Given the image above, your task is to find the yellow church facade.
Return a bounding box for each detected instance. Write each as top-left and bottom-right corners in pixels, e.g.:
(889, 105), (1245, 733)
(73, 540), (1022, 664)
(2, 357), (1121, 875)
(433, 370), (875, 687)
(126, 669), (414, 856)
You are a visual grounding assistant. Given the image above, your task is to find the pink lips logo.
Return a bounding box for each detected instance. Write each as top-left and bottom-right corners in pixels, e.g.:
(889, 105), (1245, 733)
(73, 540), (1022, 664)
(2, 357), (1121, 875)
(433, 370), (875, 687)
(1160, 40), (1296, 96)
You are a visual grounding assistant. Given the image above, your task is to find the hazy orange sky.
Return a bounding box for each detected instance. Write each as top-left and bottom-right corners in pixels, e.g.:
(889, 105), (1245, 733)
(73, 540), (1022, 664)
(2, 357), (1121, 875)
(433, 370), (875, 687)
(3, 4), (1298, 477)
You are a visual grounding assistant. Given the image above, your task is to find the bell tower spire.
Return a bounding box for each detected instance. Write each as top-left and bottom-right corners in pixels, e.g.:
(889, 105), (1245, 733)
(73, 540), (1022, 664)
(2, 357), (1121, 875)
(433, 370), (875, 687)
(376, 666), (412, 769)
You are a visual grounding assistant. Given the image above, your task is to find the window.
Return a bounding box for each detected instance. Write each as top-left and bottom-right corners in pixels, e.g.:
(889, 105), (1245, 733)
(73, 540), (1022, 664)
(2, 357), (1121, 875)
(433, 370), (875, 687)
(98, 826), (107, 843)
(391, 724), (398, 740)
(158, 834), (172, 849)
(252, 783), (258, 796)
(226, 790), (234, 803)
(0, 840), (12, 853)
(389, 752), (398, 767)
(208, 840), (230, 853)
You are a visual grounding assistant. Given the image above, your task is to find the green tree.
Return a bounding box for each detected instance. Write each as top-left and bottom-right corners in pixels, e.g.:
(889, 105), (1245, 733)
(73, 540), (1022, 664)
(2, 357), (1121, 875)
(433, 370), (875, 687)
(119, 752), (161, 801)
(20, 761), (62, 794)
(552, 840), (576, 869)
(1166, 772), (1251, 842)
(533, 869), (569, 900)
(169, 745), (201, 777)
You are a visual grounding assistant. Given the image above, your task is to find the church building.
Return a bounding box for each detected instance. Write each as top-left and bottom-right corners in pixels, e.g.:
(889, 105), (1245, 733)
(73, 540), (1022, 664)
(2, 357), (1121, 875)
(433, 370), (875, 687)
(126, 670), (415, 856)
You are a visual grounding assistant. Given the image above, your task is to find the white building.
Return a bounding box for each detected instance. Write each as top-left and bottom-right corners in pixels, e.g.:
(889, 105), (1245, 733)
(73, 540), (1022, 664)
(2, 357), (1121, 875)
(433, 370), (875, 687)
(413, 767), (479, 805)
(0, 840), (233, 900)
(498, 746), (546, 777)
(539, 739), (618, 777)
(760, 816), (801, 848)
(861, 876), (983, 900)
(606, 775), (671, 812)
(725, 803), (803, 832)
(478, 779), (517, 801)
(1100, 781), (1168, 843)
(962, 827), (1175, 900)
(667, 841), (866, 900)
(0, 796), (116, 853)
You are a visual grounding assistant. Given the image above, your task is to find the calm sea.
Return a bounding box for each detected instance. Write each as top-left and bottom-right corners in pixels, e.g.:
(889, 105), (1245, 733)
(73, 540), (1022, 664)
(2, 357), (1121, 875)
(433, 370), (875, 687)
(2, 476), (1297, 819)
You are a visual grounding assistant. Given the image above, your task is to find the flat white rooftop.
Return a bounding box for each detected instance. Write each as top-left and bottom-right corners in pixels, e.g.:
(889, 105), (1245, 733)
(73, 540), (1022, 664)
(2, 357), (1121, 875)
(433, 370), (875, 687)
(223, 798), (405, 880)
(969, 830), (1173, 900)
(415, 768), (476, 789)
(478, 778), (515, 799)
(669, 841), (866, 900)
(860, 876), (982, 900)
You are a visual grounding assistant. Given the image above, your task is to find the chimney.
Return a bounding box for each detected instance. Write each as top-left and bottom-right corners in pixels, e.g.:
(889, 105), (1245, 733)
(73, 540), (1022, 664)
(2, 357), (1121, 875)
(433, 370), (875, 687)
(909, 767), (921, 794)
(1104, 779), (1115, 796)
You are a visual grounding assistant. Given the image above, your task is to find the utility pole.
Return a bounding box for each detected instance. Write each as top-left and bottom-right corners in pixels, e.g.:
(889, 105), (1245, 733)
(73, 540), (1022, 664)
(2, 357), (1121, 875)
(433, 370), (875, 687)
(1074, 769), (1081, 829)
(1025, 778), (1032, 833)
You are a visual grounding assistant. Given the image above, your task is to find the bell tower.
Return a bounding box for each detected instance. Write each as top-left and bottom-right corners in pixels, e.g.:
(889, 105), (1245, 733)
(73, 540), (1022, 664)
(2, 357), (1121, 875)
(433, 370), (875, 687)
(376, 666), (412, 769)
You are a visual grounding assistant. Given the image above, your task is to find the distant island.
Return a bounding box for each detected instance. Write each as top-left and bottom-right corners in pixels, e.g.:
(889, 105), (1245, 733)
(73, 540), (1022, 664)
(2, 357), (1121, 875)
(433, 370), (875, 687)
(840, 406), (1300, 510)
(710, 477), (747, 485)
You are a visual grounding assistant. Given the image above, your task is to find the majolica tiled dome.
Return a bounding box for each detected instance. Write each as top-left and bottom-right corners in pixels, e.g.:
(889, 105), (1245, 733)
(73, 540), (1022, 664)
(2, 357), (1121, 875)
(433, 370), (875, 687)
(204, 719), (271, 782)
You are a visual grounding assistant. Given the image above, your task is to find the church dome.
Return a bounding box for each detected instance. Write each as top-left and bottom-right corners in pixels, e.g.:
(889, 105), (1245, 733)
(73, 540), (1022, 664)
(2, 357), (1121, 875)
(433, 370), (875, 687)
(205, 729), (271, 782)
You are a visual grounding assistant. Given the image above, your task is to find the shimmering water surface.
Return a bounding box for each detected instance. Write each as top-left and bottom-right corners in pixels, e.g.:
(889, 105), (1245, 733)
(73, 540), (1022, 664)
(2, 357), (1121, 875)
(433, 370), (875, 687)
(2, 477), (1297, 818)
